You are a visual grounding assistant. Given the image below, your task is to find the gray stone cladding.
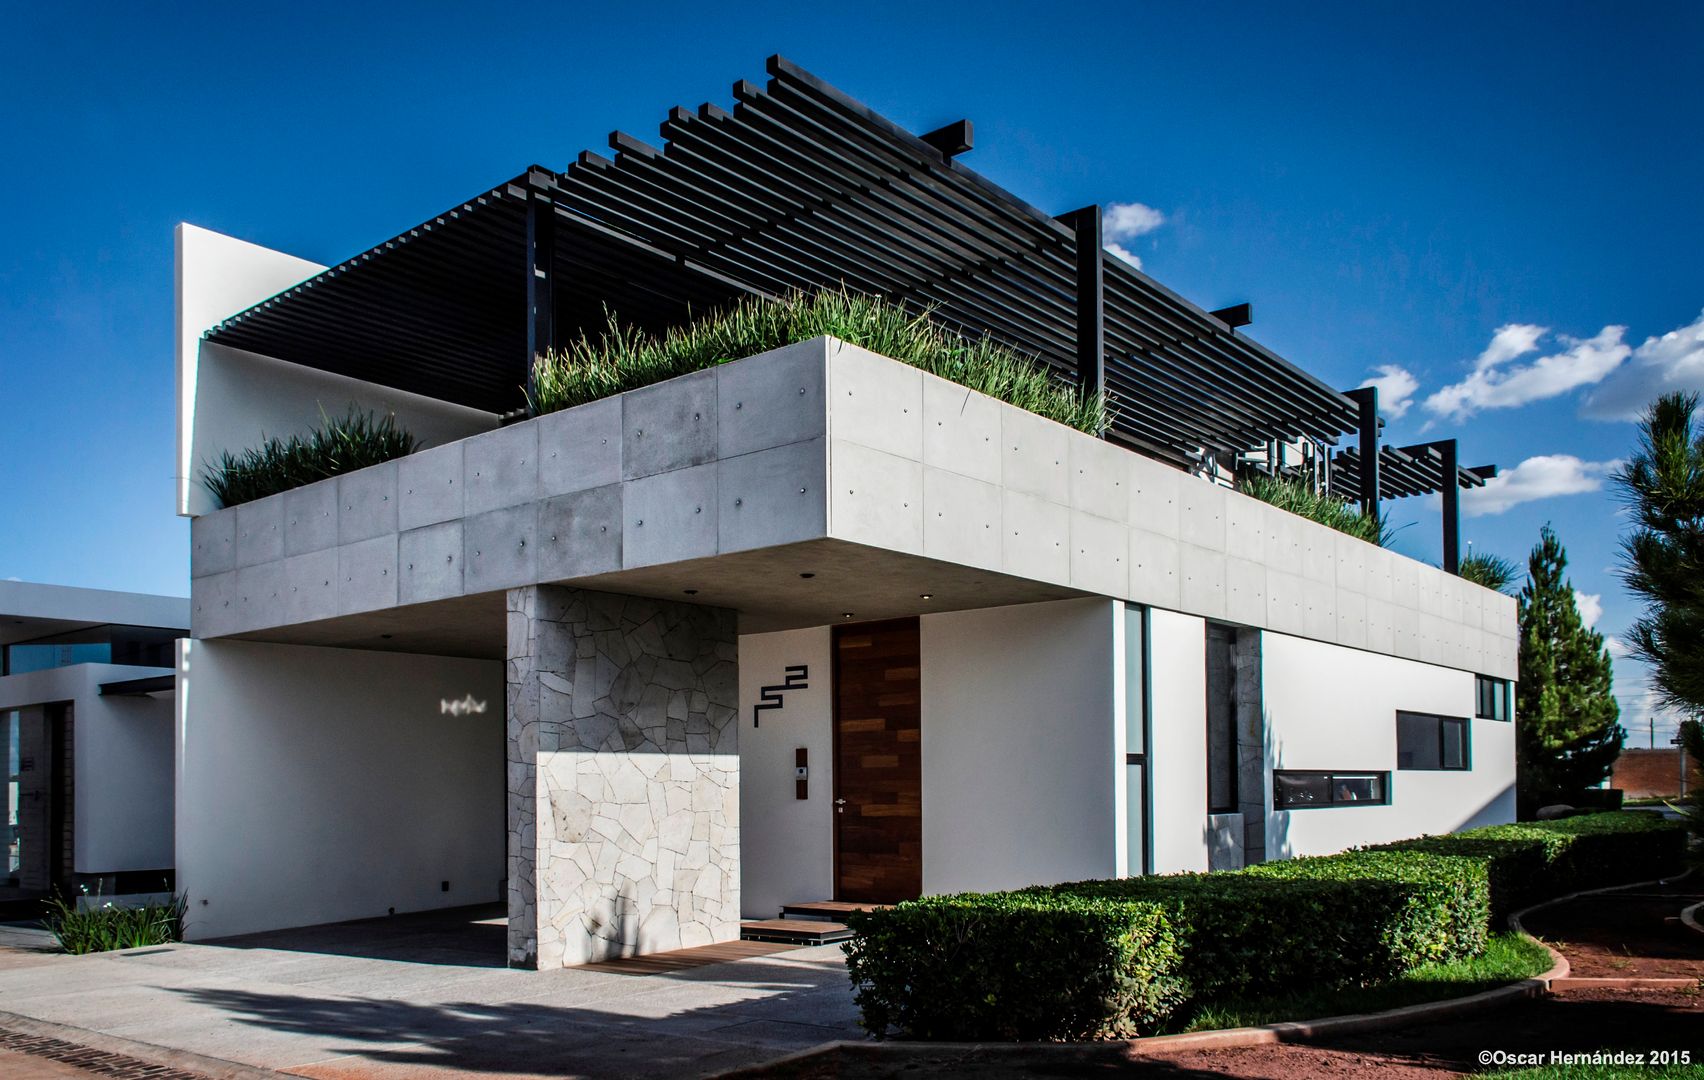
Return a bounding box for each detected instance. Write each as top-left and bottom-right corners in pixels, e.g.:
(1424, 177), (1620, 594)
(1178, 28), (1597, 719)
(506, 584), (739, 968)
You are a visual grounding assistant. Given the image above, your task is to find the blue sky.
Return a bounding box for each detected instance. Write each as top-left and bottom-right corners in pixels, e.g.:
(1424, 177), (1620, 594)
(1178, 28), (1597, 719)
(3, 2), (1699, 738)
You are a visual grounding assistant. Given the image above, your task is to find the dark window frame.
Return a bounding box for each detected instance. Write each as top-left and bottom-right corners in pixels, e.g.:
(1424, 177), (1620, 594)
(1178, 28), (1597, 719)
(1474, 675), (1511, 722)
(1396, 710), (1472, 771)
(1273, 770), (1390, 810)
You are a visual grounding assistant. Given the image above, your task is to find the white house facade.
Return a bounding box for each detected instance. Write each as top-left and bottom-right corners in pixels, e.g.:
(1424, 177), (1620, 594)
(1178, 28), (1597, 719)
(172, 58), (1517, 967)
(1, 581), (186, 909)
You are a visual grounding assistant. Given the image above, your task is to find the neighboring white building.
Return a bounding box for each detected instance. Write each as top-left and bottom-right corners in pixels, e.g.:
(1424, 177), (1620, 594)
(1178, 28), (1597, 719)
(171, 58), (1517, 966)
(1, 581), (186, 909)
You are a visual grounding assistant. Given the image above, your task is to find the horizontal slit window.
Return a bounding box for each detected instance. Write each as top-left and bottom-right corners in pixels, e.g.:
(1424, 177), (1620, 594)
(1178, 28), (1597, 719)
(1273, 770), (1389, 810)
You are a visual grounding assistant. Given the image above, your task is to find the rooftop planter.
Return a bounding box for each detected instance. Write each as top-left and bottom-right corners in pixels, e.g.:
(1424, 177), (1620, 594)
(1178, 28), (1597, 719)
(201, 408), (417, 509)
(528, 288), (1108, 435)
(1236, 472), (1390, 547)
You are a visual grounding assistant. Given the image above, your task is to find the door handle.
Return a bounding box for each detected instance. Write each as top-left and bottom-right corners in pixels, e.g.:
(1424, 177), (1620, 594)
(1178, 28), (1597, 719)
(834, 798), (847, 813)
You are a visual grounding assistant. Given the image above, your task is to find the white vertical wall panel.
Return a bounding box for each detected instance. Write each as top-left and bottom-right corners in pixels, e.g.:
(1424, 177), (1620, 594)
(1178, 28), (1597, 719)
(920, 598), (1118, 894)
(1147, 608), (1210, 874)
(737, 626), (834, 919)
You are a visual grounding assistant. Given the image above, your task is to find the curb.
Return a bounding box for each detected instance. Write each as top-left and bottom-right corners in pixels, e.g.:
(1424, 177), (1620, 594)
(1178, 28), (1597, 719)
(1510, 868), (1700, 990)
(0, 1009), (280, 1080)
(1681, 899), (1703, 936)
(1549, 976), (1700, 992)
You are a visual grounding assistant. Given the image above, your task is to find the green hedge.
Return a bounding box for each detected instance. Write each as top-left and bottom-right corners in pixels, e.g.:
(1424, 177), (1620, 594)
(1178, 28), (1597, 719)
(1374, 811), (1686, 923)
(1047, 850), (1487, 1001)
(842, 813), (1680, 1042)
(841, 892), (1187, 1040)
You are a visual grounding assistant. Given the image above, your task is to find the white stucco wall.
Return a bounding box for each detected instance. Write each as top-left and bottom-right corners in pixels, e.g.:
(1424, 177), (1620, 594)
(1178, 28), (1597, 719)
(175, 639), (505, 940)
(176, 224), (496, 517)
(0, 664), (175, 874)
(1147, 608), (1211, 874)
(1261, 631), (1515, 858)
(737, 625), (834, 919)
(919, 598), (1119, 894)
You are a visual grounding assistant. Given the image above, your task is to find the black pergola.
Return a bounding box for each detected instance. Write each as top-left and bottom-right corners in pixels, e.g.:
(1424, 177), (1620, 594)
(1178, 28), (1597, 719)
(204, 56), (1491, 569)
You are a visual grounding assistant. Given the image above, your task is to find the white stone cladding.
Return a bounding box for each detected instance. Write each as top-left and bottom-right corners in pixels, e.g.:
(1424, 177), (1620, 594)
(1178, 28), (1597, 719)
(507, 585), (740, 968)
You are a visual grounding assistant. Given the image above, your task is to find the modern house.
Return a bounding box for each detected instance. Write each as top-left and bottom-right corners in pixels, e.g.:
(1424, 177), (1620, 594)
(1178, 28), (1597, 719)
(1, 581), (185, 911)
(174, 57), (1517, 967)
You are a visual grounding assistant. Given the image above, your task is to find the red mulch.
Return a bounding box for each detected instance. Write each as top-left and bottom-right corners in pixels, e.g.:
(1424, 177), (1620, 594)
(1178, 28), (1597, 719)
(1521, 877), (1704, 979)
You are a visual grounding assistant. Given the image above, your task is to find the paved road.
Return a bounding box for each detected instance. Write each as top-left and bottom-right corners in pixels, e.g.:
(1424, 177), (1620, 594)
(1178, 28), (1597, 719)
(0, 908), (861, 1079)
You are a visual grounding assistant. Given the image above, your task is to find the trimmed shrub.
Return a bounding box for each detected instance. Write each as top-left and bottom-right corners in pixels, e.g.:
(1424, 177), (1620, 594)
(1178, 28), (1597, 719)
(1375, 811), (1686, 923)
(529, 288), (1109, 436)
(201, 407), (417, 507)
(1050, 850), (1488, 1001)
(842, 892), (1186, 1040)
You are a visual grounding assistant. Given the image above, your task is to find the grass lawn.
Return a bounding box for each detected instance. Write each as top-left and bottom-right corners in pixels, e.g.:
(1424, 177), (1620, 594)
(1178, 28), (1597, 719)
(1180, 932), (1554, 1032)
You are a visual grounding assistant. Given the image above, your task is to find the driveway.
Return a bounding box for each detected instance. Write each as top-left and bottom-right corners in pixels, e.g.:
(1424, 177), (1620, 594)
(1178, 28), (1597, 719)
(0, 905), (861, 1078)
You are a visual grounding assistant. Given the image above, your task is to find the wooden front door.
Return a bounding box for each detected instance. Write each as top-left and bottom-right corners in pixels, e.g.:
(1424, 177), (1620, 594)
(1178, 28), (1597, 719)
(832, 617), (922, 903)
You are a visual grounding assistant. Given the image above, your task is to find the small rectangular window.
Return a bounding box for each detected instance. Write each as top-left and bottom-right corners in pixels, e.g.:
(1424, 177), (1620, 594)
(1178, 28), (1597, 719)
(1274, 770), (1388, 809)
(1475, 675), (1510, 721)
(1397, 711), (1471, 771)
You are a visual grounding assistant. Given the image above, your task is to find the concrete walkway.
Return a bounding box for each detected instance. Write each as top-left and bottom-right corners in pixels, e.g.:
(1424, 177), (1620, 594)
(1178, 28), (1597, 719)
(0, 906), (861, 1078)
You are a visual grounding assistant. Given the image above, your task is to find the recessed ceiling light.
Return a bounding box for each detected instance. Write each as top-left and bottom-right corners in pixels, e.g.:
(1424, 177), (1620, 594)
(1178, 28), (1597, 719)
(799, 572), (816, 579)
(380, 634), (394, 640)
(684, 589), (699, 596)
(919, 593), (933, 600)
(841, 612), (854, 619)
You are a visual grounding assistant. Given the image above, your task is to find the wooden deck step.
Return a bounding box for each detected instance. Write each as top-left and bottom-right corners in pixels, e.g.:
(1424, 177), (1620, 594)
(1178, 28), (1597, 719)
(779, 899), (890, 921)
(739, 918), (852, 945)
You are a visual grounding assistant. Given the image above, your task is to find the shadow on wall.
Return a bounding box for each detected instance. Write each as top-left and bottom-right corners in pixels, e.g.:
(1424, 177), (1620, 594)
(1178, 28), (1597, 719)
(163, 953), (860, 1076)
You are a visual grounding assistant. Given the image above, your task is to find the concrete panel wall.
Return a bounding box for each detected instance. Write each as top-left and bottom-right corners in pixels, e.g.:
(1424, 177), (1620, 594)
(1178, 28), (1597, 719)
(919, 598), (1119, 894)
(1148, 608), (1211, 874)
(0, 664), (175, 875)
(737, 626), (834, 919)
(191, 340), (831, 638)
(174, 639), (504, 940)
(191, 336), (1515, 681)
(1261, 630), (1516, 859)
(823, 342), (1518, 680)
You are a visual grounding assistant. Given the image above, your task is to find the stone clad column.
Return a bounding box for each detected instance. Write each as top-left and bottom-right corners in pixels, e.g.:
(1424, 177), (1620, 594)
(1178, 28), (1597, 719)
(507, 584), (739, 968)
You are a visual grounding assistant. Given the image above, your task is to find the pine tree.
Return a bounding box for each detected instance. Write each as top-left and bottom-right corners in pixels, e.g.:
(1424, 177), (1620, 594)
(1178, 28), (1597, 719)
(1614, 391), (1704, 722)
(1516, 524), (1624, 814)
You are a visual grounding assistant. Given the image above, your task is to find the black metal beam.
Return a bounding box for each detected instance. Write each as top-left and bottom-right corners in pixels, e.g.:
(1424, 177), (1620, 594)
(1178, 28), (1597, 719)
(99, 674), (174, 697)
(1062, 206), (1105, 403)
(920, 119), (973, 158)
(525, 182), (556, 411)
(1345, 386), (1381, 523)
(1210, 302), (1252, 328)
(1439, 438), (1460, 574)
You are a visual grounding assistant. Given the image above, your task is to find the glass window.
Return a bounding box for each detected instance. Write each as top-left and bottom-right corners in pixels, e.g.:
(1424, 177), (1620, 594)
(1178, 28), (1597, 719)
(3, 624), (179, 676)
(1205, 625), (1237, 814)
(1397, 711), (1471, 771)
(1274, 770), (1389, 810)
(1475, 675), (1511, 722)
(5, 711), (19, 879)
(1123, 604), (1148, 876)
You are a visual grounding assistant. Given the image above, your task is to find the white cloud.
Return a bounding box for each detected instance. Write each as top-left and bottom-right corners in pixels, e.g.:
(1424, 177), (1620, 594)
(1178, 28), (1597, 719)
(1359, 364), (1420, 419)
(1423, 324), (1630, 421)
(1461, 454), (1619, 516)
(1573, 590), (1602, 629)
(1582, 309), (1704, 421)
(1105, 242), (1143, 269)
(1104, 201), (1166, 240)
